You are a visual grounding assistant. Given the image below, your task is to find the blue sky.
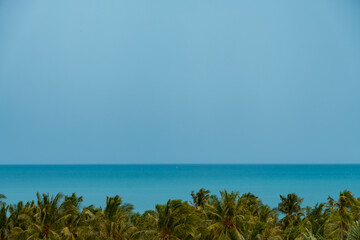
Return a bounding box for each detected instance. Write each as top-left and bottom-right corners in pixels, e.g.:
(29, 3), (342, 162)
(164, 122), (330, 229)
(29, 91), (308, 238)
(1, 0), (360, 164)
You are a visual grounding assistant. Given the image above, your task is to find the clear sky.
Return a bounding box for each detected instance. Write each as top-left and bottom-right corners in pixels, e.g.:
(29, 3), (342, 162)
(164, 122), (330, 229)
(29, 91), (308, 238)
(1, 0), (360, 164)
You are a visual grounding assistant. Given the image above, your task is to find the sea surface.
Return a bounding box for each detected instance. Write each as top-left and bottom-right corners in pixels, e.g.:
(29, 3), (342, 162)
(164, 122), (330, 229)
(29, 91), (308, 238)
(0, 164), (360, 212)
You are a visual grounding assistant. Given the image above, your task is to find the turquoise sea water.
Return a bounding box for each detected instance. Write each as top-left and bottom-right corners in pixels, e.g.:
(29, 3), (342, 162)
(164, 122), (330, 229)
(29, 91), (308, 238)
(0, 165), (359, 212)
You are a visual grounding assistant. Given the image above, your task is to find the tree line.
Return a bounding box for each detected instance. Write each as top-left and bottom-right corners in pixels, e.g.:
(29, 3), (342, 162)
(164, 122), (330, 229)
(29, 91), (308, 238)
(0, 189), (360, 240)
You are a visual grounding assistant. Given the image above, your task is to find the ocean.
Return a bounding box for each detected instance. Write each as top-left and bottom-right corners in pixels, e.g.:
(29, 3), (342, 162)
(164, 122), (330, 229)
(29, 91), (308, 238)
(0, 164), (359, 212)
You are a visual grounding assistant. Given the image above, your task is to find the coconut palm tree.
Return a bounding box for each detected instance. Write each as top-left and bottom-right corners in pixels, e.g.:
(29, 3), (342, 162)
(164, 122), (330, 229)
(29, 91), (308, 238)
(236, 193), (266, 240)
(348, 221), (360, 240)
(76, 205), (102, 240)
(97, 195), (136, 240)
(276, 193), (304, 240)
(8, 201), (37, 240)
(0, 205), (10, 240)
(3, 189), (360, 240)
(255, 205), (282, 240)
(58, 193), (83, 240)
(329, 190), (357, 240)
(144, 199), (200, 240)
(205, 190), (246, 240)
(277, 193), (303, 228)
(303, 203), (330, 238)
(303, 229), (321, 240)
(191, 189), (211, 211)
(26, 192), (64, 239)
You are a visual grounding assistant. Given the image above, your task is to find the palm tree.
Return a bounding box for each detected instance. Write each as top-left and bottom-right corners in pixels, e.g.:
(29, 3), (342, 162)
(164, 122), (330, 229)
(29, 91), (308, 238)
(76, 205), (101, 240)
(255, 205), (282, 240)
(331, 190), (357, 240)
(205, 190), (245, 240)
(276, 193), (304, 240)
(131, 210), (157, 239)
(191, 188), (211, 211)
(97, 195), (136, 240)
(27, 192), (64, 239)
(144, 199), (200, 240)
(237, 193), (265, 240)
(348, 221), (360, 240)
(0, 194), (9, 240)
(239, 193), (261, 215)
(303, 203), (330, 238)
(0, 205), (10, 240)
(58, 193), (83, 240)
(3, 189), (360, 240)
(303, 229), (321, 240)
(8, 201), (36, 240)
(277, 193), (303, 228)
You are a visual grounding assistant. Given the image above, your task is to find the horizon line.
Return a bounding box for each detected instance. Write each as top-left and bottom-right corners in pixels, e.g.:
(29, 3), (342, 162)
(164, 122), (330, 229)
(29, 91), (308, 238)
(0, 163), (360, 166)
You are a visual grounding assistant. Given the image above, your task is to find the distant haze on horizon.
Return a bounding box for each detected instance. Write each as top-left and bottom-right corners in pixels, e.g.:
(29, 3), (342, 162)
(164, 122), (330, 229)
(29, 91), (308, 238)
(1, 0), (360, 164)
